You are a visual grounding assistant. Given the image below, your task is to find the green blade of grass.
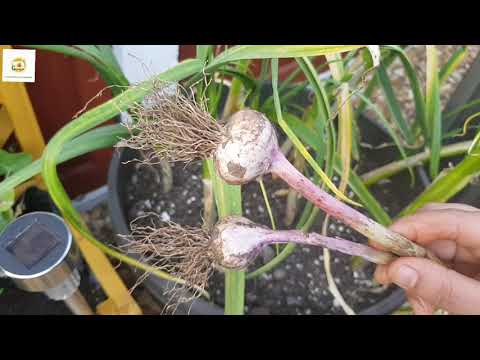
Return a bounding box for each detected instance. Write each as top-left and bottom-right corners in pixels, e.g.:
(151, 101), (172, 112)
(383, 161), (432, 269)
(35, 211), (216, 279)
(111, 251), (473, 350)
(439, 46), (467, 85)
(0, 151), (32, 176)
(355, 47), (400, 116)
(73, 45), (124, 78)
(0, 124), (128, 198)
(25, 45), (96, 63)
(376, 63), (416, 145)
(351, 115), (361, 162)
(96, 45), (122, 69)
(326, 52), (353, 194)
(296, 58), (331, 122)
(206, 159), (244, 314)
(222, 60), (250, 117)
(294, 58), (329, 161)
(426, 45), (442, 179)
(261, 82), (310, 119)
(187, 46), (370, 93)
(217, 67), (257, 93)
(296, 57), (337, 186)
(444, 98), (480, 121)
(0, 188), (14, 233)
(384, 45), (428, 140)
(258, 178), (279, 254)
(258, 179), (276, 230)
(188, 45), (368, 94)
(210, 46), (365, 68)
(251, 59), (270, 109)
(196, 45), (213, 63)
(283, 113), (322, 153)
(260, 59), (332, 115)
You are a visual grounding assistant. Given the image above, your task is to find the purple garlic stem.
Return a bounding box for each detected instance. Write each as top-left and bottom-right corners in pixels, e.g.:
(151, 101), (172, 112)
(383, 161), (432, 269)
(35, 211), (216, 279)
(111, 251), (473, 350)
(269, 148), (437, 261)
(212, 216), (394, 270)
(263, 230), (395, 265)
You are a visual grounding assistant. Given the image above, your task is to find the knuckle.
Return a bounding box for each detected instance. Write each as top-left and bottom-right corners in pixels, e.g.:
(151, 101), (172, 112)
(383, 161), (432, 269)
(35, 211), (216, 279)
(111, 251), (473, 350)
(433, 269), (455, 310)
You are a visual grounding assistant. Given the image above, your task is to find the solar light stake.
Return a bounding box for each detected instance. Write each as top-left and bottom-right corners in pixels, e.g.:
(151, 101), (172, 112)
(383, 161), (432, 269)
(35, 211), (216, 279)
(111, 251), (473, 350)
(0, 212), (94, 315)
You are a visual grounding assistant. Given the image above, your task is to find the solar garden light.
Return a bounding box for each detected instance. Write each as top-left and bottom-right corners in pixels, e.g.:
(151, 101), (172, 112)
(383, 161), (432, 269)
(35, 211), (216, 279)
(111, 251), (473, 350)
(0, 212), (94, 315)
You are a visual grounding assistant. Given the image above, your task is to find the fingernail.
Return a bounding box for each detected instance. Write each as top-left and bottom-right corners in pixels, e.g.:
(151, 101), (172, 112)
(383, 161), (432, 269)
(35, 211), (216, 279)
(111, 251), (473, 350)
(392, 265), (418, 290)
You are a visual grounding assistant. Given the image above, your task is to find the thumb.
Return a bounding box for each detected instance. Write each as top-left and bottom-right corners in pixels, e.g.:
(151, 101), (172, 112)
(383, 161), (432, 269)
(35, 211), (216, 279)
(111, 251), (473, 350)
(387, 257), (480, 314)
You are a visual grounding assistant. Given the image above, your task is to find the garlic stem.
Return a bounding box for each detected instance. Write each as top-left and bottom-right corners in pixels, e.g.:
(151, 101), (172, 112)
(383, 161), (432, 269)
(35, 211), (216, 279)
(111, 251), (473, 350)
(262, 230), (395, 265)
(269, 148), (440, 262)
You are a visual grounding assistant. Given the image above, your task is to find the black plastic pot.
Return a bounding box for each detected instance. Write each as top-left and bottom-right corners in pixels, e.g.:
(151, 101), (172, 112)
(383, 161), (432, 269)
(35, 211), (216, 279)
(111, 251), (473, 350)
(108, 146), (406, 315)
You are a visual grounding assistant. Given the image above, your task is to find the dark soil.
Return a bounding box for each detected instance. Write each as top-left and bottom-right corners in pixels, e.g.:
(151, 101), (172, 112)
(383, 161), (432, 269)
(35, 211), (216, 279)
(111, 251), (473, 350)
(121, 140), (424, 315)
(0, 279), (73, 315)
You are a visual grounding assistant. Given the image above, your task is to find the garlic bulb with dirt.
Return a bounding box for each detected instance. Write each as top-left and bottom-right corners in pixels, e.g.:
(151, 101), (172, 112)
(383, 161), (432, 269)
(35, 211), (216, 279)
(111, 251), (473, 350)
(211, 216), (273, 270)
(214, 109), (278, 184)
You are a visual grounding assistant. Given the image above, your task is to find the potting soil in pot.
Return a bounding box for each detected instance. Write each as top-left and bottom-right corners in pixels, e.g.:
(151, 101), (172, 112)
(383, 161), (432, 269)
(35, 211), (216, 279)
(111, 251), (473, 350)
(121, 144), (425, 315)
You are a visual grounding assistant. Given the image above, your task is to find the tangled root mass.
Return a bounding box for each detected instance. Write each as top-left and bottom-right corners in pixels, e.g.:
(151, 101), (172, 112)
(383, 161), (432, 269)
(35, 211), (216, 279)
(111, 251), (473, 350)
(119, 213), (215, 312)
(117, 82), (224, 165)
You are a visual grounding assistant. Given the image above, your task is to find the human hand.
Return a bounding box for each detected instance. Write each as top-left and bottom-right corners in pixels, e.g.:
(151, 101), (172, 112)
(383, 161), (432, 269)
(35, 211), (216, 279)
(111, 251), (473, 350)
(374, 203), (480, 315)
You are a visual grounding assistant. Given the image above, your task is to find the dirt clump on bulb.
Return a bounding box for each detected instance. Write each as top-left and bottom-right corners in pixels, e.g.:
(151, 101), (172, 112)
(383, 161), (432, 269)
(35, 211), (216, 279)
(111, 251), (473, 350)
(214, 109), (278, 184)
